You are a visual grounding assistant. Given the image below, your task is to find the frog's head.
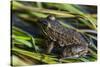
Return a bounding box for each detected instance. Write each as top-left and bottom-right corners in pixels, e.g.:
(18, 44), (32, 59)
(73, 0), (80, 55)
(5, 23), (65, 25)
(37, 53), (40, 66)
(39, 15), (56, 29)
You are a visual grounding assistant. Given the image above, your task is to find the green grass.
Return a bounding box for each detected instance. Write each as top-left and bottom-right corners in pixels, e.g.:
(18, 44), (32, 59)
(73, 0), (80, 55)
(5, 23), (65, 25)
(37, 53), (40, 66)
(11, 1), (97, 66)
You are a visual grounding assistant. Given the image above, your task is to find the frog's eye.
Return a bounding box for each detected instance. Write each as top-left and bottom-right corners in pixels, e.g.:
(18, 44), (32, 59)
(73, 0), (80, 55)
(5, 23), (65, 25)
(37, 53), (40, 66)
(40, 20), (48, 25)
(47, 15), (56, 21)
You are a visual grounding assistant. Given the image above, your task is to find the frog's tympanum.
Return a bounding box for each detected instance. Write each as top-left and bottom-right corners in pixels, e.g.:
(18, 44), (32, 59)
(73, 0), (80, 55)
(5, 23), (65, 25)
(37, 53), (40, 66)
(39, 15), (88, 58)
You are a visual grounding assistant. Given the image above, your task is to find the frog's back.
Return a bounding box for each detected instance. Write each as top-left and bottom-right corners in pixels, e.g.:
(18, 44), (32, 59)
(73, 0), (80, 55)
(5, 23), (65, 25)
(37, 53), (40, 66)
(45, 19), (88, 46)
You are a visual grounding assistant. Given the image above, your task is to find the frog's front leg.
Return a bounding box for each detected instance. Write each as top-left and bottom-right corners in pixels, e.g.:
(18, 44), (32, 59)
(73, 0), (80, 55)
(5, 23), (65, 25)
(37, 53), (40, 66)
(46, 41), (54, 54)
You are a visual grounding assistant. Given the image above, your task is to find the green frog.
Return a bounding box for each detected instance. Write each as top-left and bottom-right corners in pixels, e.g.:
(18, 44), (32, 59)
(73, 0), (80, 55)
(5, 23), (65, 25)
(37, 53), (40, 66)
(39, 15), (88, 58)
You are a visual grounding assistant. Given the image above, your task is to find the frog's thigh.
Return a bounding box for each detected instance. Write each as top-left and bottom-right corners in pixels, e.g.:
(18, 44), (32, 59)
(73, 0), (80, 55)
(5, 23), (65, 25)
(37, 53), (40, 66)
(47, 42), (54, 53)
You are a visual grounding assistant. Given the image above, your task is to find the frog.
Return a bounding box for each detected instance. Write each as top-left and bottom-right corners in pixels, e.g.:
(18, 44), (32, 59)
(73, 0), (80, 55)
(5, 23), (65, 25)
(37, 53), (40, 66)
(38, 15), (88, 58)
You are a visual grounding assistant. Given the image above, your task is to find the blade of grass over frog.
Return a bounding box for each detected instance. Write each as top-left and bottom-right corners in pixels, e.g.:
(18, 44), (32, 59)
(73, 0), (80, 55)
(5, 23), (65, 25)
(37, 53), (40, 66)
(12, 47), (58, 64)
(59, 21), (92, 33)
(31, 37), (40, 52)
(30, 12), (47, 18)
(59, 21), (78, 30)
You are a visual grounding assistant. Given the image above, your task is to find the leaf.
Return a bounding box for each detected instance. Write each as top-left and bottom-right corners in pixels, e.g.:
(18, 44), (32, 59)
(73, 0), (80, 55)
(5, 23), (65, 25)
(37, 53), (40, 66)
(79, 57), (90, 62)
(12, 47), (58, 64)
(31, 37), (40, 52)
(80, 29), (97, 34)
(12, 55), (31, 66)
(12, 35), (31, 40)
(14, 37), (32, 48)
